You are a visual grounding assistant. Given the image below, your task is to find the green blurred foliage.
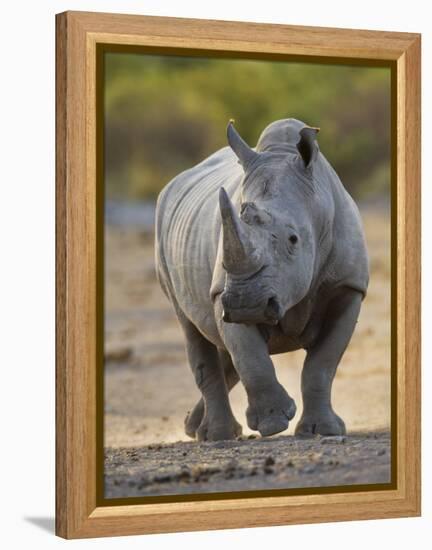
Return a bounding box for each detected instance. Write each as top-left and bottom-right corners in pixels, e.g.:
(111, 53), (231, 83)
(105, 53), (391, 201)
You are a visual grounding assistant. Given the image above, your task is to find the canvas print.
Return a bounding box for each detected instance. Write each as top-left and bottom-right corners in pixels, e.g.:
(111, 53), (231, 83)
(103, 52), (392, 499)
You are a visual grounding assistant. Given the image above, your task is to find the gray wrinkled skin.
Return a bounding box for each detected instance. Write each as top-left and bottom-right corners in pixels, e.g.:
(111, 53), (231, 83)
(155, 118), (369, 441)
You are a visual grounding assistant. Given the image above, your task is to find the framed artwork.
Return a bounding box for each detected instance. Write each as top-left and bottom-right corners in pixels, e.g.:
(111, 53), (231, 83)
(56, 11), (421, 538)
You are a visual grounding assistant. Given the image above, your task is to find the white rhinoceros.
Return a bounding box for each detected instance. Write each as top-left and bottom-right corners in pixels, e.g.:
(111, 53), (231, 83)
(155, 118), (368, 441)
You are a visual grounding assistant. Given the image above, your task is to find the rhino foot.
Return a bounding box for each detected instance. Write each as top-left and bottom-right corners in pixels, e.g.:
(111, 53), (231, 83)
(246, 383), (296, 437)
(295, 410), (346, 437)
(196, 415), (242, 442)
(185, 403), (242, 441)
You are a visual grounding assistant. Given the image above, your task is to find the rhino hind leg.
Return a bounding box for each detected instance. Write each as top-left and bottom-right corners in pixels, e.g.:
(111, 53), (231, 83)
(180, 316), (242, 441)
(295, 288), (362, 437)
(185, 350), (240, 438)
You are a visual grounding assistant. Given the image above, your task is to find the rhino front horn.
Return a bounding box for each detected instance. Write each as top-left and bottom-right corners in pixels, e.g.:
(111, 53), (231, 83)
(219, 187), (262, 275)
(227, 120), (259, 170)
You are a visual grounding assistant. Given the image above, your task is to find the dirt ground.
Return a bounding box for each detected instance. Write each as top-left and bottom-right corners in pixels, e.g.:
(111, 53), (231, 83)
(105, 432), (391, 497)
(104, 205), (391, 498)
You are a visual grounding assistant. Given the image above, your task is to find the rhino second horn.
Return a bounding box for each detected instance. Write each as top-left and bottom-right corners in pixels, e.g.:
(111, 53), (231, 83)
(227, 120), (259, 169)
(219, 187), (262, 275)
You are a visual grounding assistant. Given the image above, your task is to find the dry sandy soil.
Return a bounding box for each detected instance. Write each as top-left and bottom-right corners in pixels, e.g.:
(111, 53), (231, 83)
(104, 206), (391, 498)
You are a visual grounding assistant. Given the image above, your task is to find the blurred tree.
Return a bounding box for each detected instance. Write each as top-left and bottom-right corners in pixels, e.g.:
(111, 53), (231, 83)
(105, 53), (390, 201)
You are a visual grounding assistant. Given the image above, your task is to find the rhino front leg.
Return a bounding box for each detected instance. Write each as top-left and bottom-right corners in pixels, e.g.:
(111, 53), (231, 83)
(296, 288), (363, 437)
(181, 317), (241, 441)
(215, 299), (296, 437)
(185, 350), (240, 438)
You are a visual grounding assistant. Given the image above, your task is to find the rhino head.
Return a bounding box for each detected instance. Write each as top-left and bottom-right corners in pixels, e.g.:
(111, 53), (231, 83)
(220, 120), (331, 325)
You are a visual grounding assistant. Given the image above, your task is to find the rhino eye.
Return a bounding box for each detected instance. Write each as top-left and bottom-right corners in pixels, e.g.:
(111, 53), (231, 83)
(289, 234), (298, 244)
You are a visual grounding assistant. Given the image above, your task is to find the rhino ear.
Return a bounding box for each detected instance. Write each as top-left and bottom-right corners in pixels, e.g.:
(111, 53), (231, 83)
(227, 120), (259, 170)
(296, 126), (320, 168)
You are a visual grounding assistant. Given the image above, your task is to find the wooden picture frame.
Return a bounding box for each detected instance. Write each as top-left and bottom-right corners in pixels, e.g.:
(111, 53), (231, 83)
(55, 11), (421, 539)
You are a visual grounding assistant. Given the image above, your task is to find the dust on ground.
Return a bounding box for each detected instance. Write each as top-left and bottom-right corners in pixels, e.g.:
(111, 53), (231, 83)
(104, 205), (391, 498)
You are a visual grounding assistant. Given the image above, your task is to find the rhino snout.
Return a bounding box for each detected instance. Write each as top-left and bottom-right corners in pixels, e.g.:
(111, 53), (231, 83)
(221, 290), (282, 325)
